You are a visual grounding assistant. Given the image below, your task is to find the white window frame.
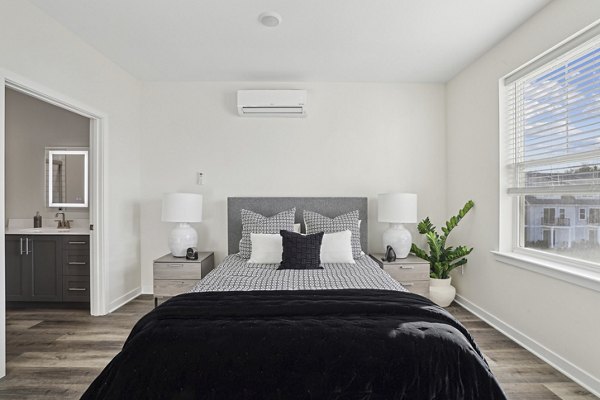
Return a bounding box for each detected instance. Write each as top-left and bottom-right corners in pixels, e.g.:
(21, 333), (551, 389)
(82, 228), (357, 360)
(495, 21), (600, 293)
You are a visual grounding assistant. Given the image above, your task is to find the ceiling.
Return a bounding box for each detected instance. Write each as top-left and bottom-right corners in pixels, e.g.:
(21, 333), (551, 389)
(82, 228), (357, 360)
(29, 0), (551, 82)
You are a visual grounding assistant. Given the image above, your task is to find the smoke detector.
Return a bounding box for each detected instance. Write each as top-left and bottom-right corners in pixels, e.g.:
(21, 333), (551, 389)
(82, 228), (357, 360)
(259, 12), (282, 28)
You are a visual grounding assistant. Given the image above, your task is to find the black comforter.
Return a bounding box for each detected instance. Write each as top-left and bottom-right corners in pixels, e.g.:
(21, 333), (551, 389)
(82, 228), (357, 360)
(82, 289), (506, 400)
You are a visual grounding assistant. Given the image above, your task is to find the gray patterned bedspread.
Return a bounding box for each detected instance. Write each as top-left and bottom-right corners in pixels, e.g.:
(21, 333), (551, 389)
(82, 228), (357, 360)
(191, 254), (407, 292)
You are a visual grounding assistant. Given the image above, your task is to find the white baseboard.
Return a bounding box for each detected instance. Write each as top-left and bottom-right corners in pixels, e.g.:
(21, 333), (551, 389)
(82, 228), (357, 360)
(455, 294), (600, 398)
(108, 287), (141, 313)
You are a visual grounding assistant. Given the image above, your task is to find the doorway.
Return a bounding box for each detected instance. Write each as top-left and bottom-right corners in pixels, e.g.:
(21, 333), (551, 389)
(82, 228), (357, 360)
(5, 88), (90, 305)
(0, 72), (108, 378)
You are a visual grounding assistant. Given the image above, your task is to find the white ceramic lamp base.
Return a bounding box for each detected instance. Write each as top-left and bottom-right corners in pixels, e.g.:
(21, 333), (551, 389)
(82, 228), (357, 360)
(382, 223), (412, 258)
(168, 222), (198, 257)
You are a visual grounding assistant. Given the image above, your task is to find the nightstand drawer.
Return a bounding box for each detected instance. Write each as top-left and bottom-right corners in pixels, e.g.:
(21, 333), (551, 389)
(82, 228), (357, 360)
(397, 280), (429, 297)
(154, 279), (197, 297)
(383, 263), (429, 281)
(154, 262), (203, 280)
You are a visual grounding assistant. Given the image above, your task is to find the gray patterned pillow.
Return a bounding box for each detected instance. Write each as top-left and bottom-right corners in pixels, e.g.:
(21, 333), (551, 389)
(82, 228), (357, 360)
(239, 208), (296, 259)
(304, 210), (361, 259)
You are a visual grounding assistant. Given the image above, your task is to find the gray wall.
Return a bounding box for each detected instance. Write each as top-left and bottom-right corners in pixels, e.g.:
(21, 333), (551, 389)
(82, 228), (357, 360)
(5, 88), (90, 224)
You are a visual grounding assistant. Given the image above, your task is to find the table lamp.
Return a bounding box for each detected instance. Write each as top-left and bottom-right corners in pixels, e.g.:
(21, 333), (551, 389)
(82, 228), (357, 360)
(377, 193), (417, 258)
(162, 193), (203, 257)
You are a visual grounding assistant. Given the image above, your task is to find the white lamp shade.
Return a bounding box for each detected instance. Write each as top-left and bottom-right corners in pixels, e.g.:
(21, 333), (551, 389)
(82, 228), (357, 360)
(162, 193), (203, 223)
(378, 193), (417, 223)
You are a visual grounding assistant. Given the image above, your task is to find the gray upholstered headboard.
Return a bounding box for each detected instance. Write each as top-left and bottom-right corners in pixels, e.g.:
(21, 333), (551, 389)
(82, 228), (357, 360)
(227, 197), (368, 255)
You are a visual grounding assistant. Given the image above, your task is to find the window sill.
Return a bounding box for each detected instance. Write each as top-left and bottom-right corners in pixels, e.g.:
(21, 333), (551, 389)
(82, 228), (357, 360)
(491, 251), (600, 293)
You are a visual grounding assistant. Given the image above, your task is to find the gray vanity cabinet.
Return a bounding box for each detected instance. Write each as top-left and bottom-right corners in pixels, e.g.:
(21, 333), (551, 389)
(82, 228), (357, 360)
(6, 235), (28, 300)
(6, 235), (63, 302)
(62, 236), (90, 302)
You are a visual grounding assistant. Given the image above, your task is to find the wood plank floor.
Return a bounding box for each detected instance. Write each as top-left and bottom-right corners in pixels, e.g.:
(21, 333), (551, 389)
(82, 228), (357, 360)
(0, 296), (597, 399)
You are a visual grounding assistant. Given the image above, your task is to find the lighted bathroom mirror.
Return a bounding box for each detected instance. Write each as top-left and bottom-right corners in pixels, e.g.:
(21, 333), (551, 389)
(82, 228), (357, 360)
(46, 149), (88, 208)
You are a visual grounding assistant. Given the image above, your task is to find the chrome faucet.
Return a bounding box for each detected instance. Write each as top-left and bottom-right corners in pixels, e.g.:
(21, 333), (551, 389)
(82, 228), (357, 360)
(55, 212), (71, 229)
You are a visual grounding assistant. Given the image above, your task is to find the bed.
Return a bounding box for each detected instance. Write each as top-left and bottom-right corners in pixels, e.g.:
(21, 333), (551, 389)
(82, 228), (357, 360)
(82, 197), (506, 400)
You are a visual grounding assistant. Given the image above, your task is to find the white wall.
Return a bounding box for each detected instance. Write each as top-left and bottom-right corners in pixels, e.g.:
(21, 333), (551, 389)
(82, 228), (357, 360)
(446, 0), (600, 392)
(5, 88), (89, 223)
(0, 1), (142, 315)
(140, 82), (446, 292)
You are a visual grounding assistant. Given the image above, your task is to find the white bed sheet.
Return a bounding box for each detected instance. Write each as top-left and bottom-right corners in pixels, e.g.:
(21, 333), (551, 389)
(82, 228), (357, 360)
(191, 254), (407, 292)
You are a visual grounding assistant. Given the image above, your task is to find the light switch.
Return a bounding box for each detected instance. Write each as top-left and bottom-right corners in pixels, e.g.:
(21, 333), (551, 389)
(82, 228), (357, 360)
(197, 172), (204, 185)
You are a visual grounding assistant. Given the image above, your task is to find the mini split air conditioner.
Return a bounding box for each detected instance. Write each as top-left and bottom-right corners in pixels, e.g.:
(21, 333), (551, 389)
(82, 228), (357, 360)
(237, 90), (307, 117)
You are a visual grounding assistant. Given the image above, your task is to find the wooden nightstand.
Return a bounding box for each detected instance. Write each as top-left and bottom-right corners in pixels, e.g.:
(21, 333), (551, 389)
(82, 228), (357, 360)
(153, 252), (215, 307)
(371, 253), (430, 298)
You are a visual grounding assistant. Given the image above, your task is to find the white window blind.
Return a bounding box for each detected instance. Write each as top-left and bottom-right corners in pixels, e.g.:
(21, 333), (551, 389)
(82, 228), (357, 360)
(505, 34), (600, 195)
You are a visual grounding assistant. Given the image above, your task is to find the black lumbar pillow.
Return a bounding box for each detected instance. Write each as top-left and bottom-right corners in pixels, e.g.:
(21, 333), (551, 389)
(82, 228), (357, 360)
(278, 230), (324, 270)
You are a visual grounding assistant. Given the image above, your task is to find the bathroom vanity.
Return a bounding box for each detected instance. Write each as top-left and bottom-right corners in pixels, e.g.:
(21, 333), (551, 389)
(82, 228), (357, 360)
(5, 146), (91, 304)
(5, 229), (90, 303)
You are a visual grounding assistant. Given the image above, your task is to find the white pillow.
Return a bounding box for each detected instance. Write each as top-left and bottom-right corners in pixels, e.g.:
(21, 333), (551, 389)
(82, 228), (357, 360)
(248, 233), (283, 264)
(249, 229), (354, 264)
(321, 230), (355, 264)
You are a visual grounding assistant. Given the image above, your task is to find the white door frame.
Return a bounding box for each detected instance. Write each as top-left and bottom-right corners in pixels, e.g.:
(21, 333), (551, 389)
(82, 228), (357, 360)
(0, 69), (109, 376)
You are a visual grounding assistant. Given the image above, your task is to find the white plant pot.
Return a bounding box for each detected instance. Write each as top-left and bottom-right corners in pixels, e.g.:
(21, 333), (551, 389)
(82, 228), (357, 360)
(429, 277), (456, 307)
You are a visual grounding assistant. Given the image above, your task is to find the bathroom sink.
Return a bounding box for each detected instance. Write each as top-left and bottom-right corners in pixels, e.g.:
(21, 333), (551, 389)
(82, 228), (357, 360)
(19, 227), (71, 233)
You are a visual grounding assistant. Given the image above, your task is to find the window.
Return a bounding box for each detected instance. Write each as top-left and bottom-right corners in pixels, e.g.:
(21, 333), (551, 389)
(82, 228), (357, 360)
(542, 208), (556, 224)
(591, 208), (600, 224)
(503, 31), (600, 266)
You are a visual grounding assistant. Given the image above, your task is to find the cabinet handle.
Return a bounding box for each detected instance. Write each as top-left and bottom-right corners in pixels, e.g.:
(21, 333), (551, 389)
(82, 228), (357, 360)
(399, 265), (414, 269)
(19, 238), (23, 255)
(68, 261), (87, 265)
(401, 282), (415, 287)
(167, 264), (184, 268)
(25, 238), (30, 255)
(69, 241), (87, 245)
(68, 287), (87, 291)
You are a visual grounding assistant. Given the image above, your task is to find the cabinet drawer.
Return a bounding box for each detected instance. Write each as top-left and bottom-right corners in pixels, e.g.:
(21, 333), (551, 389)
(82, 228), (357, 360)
(383, 263), (429, 281)
(153, 262), (203, 280)
(154, 279), (197, 297)
(63, 254), (90, 276)
(398, 280), (429, 297)
(63, 236), (90, 251)
(63, 276), (90, 302)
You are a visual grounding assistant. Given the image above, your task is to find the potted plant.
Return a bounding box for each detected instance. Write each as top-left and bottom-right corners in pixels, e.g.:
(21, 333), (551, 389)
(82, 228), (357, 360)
(410, 200), (474, 307)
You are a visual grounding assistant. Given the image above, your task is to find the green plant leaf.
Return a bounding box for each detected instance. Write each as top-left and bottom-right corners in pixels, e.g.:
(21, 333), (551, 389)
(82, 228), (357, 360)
(430, 261), (446, 279)
(445, 246), (473, 262)
(447, 258), (468, 273)
(425, 231), (442, 263)
(441, 200), (474, 239)
(417, 217), (435, 234)
(411, 200), (475, 279)
(410, 243), (430, 262)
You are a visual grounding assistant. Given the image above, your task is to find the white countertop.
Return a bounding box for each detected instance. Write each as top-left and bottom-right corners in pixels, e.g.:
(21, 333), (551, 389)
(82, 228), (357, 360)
(6, 227), (91, 235)
(6, 218), (91, 235)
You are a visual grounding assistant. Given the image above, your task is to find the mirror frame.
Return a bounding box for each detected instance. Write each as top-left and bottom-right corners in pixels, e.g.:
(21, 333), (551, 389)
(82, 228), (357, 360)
(47, 149), (89, 208)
